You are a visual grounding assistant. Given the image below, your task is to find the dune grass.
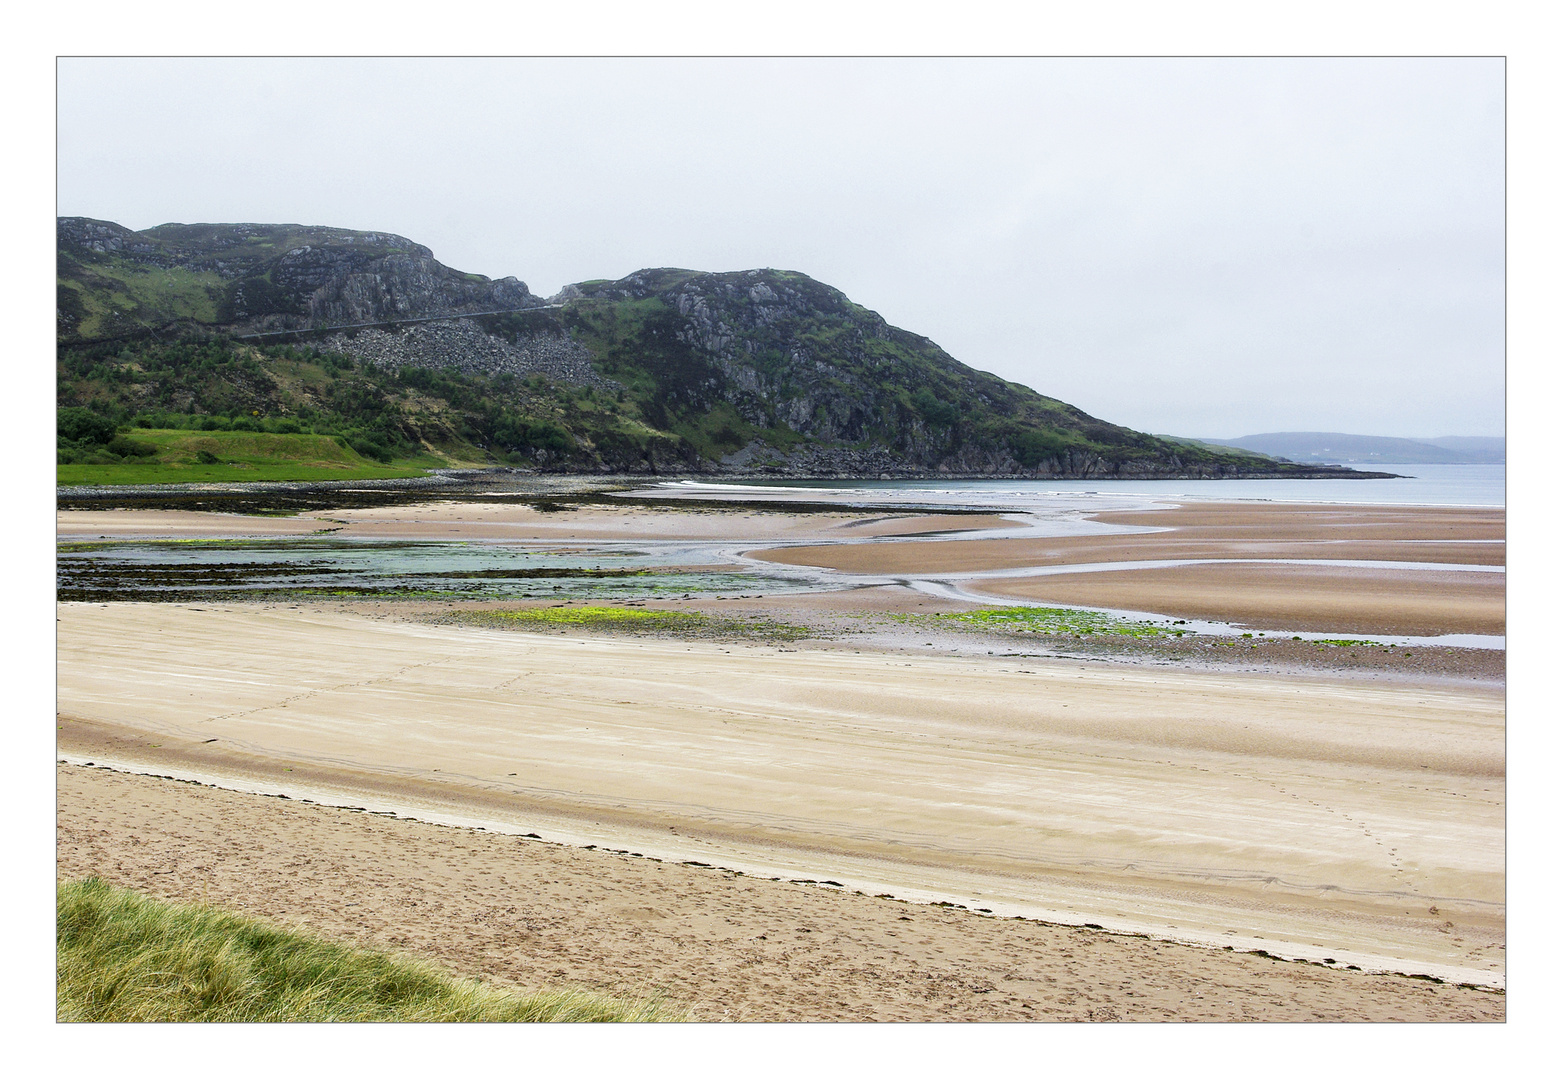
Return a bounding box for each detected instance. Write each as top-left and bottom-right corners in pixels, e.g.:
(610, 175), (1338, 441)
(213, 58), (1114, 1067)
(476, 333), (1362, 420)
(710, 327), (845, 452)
(58, 878), (676, 1022)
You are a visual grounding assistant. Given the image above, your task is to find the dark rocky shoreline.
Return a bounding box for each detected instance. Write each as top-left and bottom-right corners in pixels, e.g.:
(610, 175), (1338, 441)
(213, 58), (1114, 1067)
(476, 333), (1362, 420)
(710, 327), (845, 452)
(57, 461), (1402, 507)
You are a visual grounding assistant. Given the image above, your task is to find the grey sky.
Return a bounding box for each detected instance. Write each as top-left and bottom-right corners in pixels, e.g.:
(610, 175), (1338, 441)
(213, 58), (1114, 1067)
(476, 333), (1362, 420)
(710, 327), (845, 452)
(56, 57), (1504, 439)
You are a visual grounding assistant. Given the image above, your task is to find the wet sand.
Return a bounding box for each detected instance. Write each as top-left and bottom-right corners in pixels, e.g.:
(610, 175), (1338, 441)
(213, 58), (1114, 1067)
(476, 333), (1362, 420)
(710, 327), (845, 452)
(58, 509), (331, 538)
(57, 504), (1014, 543)
(750, 501), (1506, 637)
(60, 501), (1507, 642)
(751, 502), (1506, 573)
(979, 563), (1505, 637)
(56, 763), (1502, 1021)
(57, 602), (1505, 989)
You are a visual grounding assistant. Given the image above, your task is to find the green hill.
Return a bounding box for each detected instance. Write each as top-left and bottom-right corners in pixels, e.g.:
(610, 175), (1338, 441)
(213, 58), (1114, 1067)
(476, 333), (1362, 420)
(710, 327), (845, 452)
(1200, 431), (1504, 465)
(57, 218), (1386, 481)
(57, 216), (537, 342)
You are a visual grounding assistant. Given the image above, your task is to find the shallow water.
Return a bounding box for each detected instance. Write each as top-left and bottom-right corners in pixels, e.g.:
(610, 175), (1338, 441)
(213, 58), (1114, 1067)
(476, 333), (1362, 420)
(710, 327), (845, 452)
(893, 579), (1505, 650)
(60, 462), (1505, 646)
(59, 527), (1507, 649)
(650, 461), (1506, 510)
(55, 538), (811, 604)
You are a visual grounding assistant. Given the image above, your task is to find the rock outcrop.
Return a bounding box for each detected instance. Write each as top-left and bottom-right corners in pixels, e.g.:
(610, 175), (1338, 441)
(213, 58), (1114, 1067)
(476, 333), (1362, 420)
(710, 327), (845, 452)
(318, 320), (616, 392)
(560, 268), (1291, 478)
(57, 217), (542, 340)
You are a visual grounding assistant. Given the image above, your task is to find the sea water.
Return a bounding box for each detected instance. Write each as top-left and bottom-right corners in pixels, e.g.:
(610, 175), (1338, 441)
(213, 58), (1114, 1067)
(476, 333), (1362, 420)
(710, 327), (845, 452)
(656, 462), (1505, 511)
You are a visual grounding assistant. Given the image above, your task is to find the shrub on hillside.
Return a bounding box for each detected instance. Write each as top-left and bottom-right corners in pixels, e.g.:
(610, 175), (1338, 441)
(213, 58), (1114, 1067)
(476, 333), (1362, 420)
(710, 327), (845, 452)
(57, 406), (118, 446)
(105, 435), (157, 458)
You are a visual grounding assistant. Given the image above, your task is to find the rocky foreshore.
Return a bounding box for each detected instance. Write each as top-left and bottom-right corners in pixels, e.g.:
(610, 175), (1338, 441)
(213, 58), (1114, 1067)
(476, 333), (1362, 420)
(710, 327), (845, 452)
(57, 460), (1402, 516)
(705, 440), (1398, 480)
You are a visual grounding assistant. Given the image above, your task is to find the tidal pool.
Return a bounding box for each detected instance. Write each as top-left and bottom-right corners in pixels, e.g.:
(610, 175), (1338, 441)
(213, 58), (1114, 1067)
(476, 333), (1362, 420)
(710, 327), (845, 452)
(56, 537), (811, 604)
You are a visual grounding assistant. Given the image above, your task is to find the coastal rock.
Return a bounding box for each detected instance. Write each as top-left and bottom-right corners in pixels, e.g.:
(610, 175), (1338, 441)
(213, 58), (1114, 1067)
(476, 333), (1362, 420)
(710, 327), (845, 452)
(317, 320), (618, 392)
(57, 217), (543, 341)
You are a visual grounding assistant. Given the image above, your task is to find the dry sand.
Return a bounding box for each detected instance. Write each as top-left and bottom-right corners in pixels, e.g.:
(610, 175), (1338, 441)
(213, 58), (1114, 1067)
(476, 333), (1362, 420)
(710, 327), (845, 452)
(56, 763), (1502, 1021)
(57, 603), (1504, 991)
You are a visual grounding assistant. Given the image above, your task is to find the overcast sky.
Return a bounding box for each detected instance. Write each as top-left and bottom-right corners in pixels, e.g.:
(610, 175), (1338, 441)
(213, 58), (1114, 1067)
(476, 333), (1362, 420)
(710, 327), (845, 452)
(56, 57), (1504, 439)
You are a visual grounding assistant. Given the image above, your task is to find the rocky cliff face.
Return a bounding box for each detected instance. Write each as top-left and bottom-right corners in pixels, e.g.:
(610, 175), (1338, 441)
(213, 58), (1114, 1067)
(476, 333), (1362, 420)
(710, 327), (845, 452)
(57, 217), (540, 339)
(560, 268), (1253, 477)
(573, 269), (918, 446)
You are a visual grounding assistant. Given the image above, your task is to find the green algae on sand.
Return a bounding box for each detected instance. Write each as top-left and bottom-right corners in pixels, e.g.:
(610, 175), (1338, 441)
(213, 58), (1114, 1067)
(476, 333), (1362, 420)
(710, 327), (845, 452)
(461, 604), (812, 641)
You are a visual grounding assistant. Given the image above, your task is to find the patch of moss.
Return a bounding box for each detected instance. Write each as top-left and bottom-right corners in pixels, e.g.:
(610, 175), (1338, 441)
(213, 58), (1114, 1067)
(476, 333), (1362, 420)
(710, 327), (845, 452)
(914, 606), (1187, 639)
(461, 605), (811, 641)
(496, 605), (697, 628)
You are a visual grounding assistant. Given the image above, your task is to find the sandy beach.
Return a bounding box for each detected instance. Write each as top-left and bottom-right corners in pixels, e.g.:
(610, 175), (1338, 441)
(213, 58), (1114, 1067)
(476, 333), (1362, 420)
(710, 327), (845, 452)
(56, 763), (1502, 1021)
(55, 493), (1505, 1019)
(57, 601), (1504, 985)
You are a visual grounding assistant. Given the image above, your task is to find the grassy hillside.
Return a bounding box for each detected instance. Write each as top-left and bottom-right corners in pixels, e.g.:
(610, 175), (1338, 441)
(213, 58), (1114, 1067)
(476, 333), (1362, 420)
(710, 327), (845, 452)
(56, 220), (397, 340)
(57, 217), (1360, 481)
(58, 878), (674, 1022)
(57, 262), (228, 340)
(54, 311), (1333, 481)
(57, 216), (535, 342)
(57, 429), (437, 486)
(55, 333), (704, 481)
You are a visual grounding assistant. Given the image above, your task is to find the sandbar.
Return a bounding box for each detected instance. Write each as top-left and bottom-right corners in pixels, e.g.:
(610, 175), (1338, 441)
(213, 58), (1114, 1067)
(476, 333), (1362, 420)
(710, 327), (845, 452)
(58, 503), (1014, 543)
(749, 501), (1506, 637)
(978, 563), (1505, 637)
(751, 502), (1506, 574)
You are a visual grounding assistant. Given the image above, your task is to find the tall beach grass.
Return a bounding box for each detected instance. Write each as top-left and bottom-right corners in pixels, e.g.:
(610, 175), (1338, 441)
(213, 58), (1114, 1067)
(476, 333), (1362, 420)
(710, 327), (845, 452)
(58, 878), (676, 1022)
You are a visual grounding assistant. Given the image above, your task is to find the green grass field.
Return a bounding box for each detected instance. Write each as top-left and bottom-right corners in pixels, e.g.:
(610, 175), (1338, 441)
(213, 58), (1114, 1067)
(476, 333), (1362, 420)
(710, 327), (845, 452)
(58, 878), (676, 1022)
(58, 429), (438, 486)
